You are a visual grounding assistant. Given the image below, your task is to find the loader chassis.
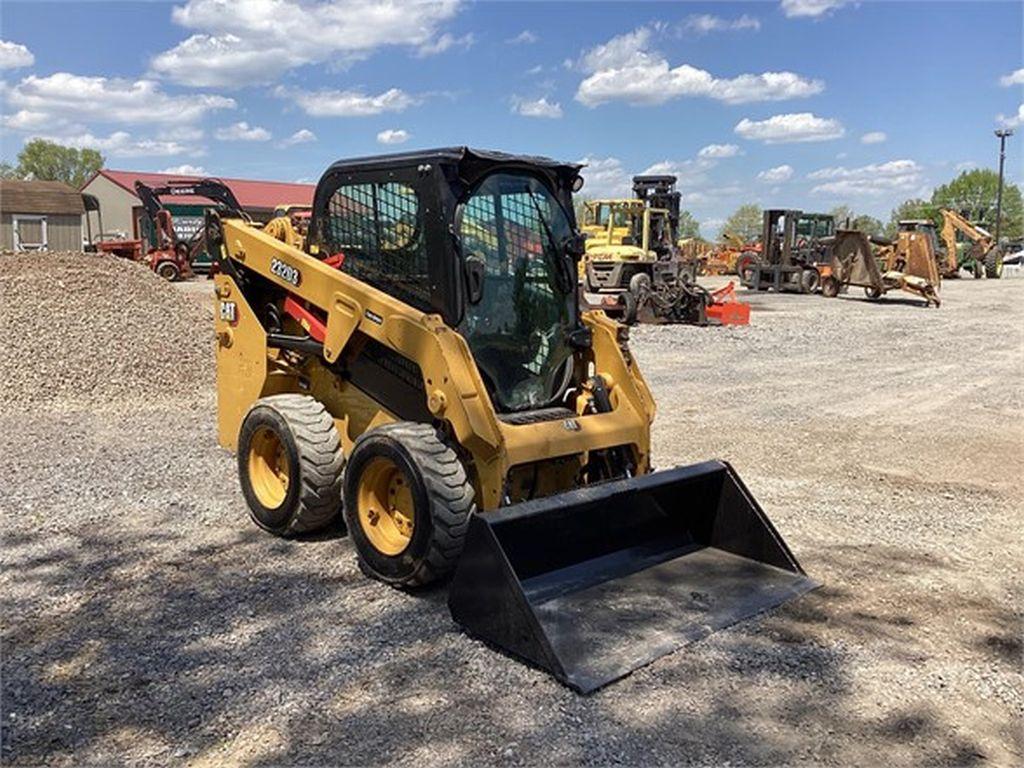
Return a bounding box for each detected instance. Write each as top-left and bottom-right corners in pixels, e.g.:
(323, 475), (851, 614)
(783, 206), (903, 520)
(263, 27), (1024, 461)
(208, 148), (813, 692)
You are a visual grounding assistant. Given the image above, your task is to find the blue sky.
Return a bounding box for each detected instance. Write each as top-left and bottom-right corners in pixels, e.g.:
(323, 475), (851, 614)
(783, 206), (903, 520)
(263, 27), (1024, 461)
(1, 0), (1021, 235)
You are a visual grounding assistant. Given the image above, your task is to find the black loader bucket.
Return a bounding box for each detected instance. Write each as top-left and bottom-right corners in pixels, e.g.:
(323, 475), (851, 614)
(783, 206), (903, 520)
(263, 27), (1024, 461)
(448, 460), (816, 693)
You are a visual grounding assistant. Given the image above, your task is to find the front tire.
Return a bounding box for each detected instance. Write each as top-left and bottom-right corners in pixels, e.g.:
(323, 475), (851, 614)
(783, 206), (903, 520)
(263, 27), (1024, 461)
(156, 260), (180, 281)
(821, 276), (840, 298)
(238, 394), (344, 537)
(343, 422), (474, 588)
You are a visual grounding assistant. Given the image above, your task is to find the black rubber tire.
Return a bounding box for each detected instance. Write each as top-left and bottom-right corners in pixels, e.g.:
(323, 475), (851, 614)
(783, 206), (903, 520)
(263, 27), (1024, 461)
(801, 268), (820, 293)
(821, 276), (840, 298)
(628, 272), (651, 295)
(156, 261), (180, 281)
(864, 285), (883, 300)
(735, 252), (758, 281)
(343, 422), (474, 588)
(620, 291), (638, 325)
(984, 247), (1003, 279)
(238, 394), (344, 537)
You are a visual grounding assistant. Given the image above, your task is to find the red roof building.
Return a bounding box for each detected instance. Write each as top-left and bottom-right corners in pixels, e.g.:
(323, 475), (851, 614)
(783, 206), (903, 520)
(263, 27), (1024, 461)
(80, 168), (316, 240)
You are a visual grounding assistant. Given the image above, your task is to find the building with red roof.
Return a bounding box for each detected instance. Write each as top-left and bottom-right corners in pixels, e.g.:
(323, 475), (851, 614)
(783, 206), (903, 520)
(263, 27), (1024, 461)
(80, 168), (315, 243)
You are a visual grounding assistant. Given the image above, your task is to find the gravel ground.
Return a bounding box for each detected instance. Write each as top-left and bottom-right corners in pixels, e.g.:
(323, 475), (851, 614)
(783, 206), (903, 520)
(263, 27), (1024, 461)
(1, 254), (1021, 766)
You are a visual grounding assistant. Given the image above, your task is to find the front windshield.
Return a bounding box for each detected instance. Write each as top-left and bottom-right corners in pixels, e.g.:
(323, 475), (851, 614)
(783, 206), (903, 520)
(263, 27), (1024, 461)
(458, 172), (575, 412)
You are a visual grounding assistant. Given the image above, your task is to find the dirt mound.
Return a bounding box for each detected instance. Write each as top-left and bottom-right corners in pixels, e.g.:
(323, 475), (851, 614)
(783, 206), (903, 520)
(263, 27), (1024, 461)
(0, 251), (213, 409)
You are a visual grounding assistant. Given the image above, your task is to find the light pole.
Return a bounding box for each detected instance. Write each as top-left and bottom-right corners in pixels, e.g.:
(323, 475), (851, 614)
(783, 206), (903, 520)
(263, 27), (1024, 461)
(994, 128), (1014, 245)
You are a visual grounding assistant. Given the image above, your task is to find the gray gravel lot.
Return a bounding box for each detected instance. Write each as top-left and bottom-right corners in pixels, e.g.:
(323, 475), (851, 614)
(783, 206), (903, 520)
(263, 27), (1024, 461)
(1, 254), (1021, 766)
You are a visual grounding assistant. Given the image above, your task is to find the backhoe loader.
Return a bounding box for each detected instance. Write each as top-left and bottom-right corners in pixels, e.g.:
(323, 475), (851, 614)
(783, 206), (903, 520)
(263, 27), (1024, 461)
(939, 209), (1003, 278)
(206, 148), (812, 693)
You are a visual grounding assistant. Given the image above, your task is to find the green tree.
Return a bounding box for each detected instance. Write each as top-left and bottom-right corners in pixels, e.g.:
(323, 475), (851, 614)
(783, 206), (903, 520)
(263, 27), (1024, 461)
(677, 209), (701, 239)
(722, 203), (763, 241)
(885, 198), (936, 238)
(0, 161), (22, 180)
(15, 139), (104, 188)
(829, 205), (854, 228)
(931, 169), (1022, 241)
(851, 214), (884, 237)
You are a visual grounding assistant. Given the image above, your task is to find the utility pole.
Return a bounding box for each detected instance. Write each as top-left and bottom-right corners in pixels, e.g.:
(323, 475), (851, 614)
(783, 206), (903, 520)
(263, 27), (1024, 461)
(994, 128), (1014, 245)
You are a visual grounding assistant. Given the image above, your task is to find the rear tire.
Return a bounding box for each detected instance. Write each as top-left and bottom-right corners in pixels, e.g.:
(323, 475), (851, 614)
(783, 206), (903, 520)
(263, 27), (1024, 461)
(984, 247), (1003, 279)
(343, 422), (474, 588)
(238, 394), (344, 536)
(735, 252), (757, 282)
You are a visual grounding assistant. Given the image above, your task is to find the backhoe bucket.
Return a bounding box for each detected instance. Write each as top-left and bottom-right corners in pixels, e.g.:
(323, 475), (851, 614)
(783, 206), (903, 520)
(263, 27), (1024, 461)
(448, 460), (815, 693)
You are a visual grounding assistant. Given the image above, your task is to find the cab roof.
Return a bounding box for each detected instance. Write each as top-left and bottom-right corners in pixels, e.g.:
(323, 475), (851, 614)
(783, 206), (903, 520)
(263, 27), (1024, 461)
(321, 146), (582, 181)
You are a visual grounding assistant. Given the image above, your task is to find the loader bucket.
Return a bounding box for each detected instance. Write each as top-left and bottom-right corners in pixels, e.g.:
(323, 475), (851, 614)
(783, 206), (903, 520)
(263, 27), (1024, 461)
(448, 460), (816, 693)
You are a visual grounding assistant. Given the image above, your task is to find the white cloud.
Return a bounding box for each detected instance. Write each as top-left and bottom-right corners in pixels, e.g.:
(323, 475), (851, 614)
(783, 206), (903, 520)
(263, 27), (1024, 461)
(780, 0), (849, 19)
(997, 103), (1024, 129)
(214, 121), (271, 141)
(415, 32), (473, 57)
(150, 0), (461, 87)
(860, 131), (887, 144)
(1000, 68), (1024, 87)
(376, 128), (410, 145)
(808, 159), (924, 196)
(757, 164), (794, 182)
(575, 26), (822, 106)
(3, 73), (233, 130)
(511, 96), (563, 119)
(506, 30), (538, 45)
(955, 160), (978, 172)
(37, 131), (190, 158)
(735, 112), (845, 143)
(697, 143), (740, 159)
(685, 14), (761, 34)
(0, 40), (34, 70)
(160, 163), (207, 175)
(577, 156), (632, 198)
(702, 218), (726, 236)
(278, 85), (416, 117)
(280, 128), (316, 146)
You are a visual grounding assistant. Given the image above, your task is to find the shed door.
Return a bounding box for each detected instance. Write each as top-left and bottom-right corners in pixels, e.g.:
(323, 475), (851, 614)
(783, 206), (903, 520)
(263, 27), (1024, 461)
(13, 215), (48, 251)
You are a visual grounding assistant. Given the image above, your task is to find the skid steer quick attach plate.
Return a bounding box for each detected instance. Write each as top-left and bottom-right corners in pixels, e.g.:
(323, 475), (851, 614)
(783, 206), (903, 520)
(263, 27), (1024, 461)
(448, 460), (817, 693)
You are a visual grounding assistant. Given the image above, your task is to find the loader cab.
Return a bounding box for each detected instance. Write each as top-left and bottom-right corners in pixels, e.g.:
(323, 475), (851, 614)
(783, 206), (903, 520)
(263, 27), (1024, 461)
(309, 147), (585, 414)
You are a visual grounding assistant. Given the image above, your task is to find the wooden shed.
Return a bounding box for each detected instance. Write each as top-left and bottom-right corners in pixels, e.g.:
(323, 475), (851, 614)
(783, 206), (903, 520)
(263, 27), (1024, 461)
(0, 180), (85, 251)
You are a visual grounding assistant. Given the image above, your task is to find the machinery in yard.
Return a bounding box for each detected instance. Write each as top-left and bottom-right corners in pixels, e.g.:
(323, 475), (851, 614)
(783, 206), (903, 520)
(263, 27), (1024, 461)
(580, 176), (744, 325)
(81, 193), (143, 261)
(704, 231), (758, 276)
(134, 178), (246, 281)
(821, 229), (941, 307)
(262, 204), (311, 250)
(938, 209), (1003, 278)
(206, 147), (812, 692)
(738, 209), (835, 294)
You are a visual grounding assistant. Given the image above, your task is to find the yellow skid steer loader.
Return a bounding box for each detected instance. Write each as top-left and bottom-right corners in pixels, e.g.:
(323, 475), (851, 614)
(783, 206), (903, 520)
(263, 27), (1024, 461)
(206, 148), (814, 693)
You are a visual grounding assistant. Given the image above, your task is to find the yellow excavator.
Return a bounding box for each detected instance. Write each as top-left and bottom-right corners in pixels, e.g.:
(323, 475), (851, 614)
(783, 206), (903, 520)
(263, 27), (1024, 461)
(204, 149), (813, 693)
(939, 209), (1003, 278)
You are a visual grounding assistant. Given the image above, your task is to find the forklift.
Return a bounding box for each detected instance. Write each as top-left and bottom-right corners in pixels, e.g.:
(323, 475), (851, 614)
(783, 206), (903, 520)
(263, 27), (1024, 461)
(738, 209), (834, 294)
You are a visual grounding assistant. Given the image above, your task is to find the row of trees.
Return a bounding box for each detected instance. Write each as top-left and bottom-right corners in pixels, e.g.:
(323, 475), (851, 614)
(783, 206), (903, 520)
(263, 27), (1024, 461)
(720, 169), (1023, 244)
(0, 139), (105, 189)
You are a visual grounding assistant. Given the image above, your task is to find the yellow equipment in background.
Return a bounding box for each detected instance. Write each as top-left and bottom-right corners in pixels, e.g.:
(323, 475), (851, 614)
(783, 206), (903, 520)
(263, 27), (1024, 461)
(939, 209), (1003, 278)
(205, 148), (813, 693)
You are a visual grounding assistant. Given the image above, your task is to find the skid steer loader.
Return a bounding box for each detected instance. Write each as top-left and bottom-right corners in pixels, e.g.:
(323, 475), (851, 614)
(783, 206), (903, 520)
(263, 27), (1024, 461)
(206, 148), (814, 693)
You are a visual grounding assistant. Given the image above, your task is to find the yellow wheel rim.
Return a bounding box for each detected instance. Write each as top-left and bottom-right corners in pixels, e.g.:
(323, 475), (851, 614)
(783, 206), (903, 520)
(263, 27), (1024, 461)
(357, 457), (415, 556)
(248, 426), (291, 509)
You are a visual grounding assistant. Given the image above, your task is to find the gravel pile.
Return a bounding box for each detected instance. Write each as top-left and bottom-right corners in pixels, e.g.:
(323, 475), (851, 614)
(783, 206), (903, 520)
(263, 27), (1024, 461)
(0, 251), (213, 410)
